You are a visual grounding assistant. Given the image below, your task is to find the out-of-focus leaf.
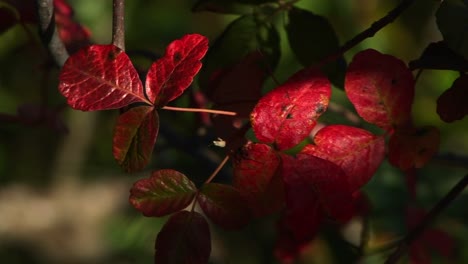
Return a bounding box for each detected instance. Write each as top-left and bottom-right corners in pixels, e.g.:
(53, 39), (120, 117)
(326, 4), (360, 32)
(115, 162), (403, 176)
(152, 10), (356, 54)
(54, 0), (91, 54)
(59, 44), (150, 110)
(154, 211), (211, 264)
(113, 106), (159, 172)
(129, 170), (197, 217)
(286, 6), (346, 87)
(198, 15), (280, 92)
(345, 49), (415, 131)
(437, 74), (468, 122)
(232, 142), (284, 217)
(0, 5), (18, 34)
(301, 125), (385, 191)
(209, 51), (266, 150)
(388, 126), (440, 170)
(274, 214), (310, 263)
(251, 68), (331, 150)
(198, 183), (251, 229)
(436, 0), (468, 60)
(192, 0), (253, 14)
(409, 41), (468, 71)
(145, 34), (208, 107)
(281, 153), (354, 242)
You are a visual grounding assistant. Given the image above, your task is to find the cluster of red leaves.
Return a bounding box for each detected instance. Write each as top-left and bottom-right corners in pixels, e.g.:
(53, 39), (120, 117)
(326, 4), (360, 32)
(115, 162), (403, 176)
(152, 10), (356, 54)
(0, 0), (89, 53)
(58, 28), (442, 262)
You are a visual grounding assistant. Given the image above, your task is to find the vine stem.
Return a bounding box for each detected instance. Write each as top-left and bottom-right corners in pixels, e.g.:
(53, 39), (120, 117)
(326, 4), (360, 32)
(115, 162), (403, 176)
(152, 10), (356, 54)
(36, 0), (69, 66)
(112, 0), (125, 50)
(384, 174), (468, 264)
(204, 155), (230, 184)
(317, 0), (415, 68)
(162, 106), (237, 116)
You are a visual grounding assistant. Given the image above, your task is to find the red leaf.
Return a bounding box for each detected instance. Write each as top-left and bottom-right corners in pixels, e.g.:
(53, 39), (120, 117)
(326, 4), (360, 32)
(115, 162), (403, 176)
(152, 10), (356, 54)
(251, 68), (331, 150)
(198, 183), (251, 229)
(59, 44), (149, 110)
(154, 211), (211, 264)
(54, 0), (91, 54)
(232, 142), (284, 217)
(437, 74), (468, 122)
(274, 214), (310, 263)
(301, 125), (385, 191)
(145, 34), (209, 107)
(113, 106), (159, 172)
(129, 170), (197, 217)
(345, 49), (415, 130)
(281, 153), (354, 241)
(388, 126), (440, 170)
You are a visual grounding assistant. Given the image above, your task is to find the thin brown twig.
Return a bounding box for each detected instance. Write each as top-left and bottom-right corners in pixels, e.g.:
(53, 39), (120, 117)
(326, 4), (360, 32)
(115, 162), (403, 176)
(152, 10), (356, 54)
(317, 0), (415, 68)
(162, 106), (237, 116)
(112, 0), (125, 50)
(36, 0), (69, 66)
(384, 174), (468, 264)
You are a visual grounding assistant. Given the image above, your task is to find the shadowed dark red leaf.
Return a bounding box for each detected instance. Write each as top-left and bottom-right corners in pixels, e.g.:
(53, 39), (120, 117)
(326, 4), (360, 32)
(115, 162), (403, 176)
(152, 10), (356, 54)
(113, 106), (159, 172)
(345, 49), (415, 130)
(155, 210), (211, 264)
(198, 183), (251, 229)
(59, 44), (149, 110)
(274, 214), (310, 263)
(281, 153), (354, 242)
(233, 142), (284, 217)
(437, 74), (468, 122)
(145, 34), (208, 107)
(129, 170), (197, 217)
(301, 125), (385, 191)
(0, 6), (18, 34)
(409, 41), (468, 71)
(388, 126), (440, 170)
(251, 68), (331, 150)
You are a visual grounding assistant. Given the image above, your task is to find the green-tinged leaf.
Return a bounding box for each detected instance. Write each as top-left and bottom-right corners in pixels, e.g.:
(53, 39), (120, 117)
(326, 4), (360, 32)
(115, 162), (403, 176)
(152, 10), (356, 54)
(198, 183), (252, 229)
(154, 211), (211, 264)
(436, 0), (468, 60)
(286, 7), (346, 88)
(113, 106), (159, 172)
(198, 15), (280, 91)
(129, 170), (197, 217)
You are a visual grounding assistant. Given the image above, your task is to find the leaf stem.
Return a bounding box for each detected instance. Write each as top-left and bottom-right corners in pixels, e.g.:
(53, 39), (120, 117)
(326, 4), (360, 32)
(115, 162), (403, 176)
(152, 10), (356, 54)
(384, 174), (468, 264)
(204, 155), (230, 184)
(162, 106), (237, 116)
(112, 0), (125, 50)
(318, 0), (415, 68)
(36, 0), (69, 66)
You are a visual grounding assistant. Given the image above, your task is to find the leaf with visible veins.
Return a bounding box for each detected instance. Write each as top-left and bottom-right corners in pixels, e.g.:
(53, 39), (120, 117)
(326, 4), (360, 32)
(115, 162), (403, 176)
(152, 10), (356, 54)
(301, 125), (385, 191)
(145, 34), (209, 107)
(59, 44), (149, 110)
(113, 106), (159, 172)
(154, 211), (211, 264)
(251, 68), (331, 150)
(345, 49), (415, 130)
(129, 170), (197, 217)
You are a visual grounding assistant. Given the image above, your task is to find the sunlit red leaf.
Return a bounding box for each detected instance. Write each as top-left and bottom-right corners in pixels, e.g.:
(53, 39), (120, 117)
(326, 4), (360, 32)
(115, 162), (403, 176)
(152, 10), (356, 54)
(345, 49), (415, 130)
(145, 34), (208, 107)
(251, 68), (331, 150)
(388, 126), (440, 170)
(232, 142), (284, 217)
(113, 106), (159, 172)
(129, 170), (197, 217)
(437, 74), (468, 122)
(301, 125), (385, 191)
(59, 44), (149, 110)
(198, 183), (251, 229)
(154, 211), (211, 264)
(281, 153), (354, 242)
